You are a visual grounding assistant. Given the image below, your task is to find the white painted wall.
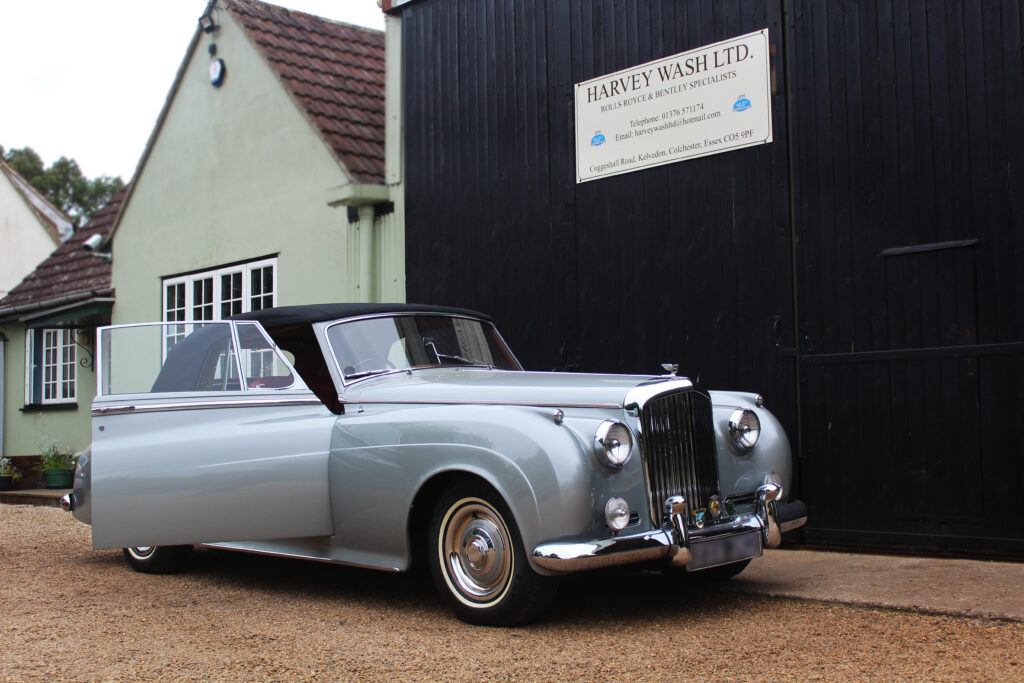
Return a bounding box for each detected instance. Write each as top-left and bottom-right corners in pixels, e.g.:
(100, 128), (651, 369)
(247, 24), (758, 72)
(0, 172), (60, 297)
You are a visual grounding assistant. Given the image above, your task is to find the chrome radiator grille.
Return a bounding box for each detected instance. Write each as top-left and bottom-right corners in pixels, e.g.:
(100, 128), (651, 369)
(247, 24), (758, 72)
(638, 389), (720, 526)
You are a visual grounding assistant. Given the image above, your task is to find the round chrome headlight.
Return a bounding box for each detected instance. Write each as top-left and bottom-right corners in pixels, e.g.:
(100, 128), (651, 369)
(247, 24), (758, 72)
(728, 409), (761, 450)
(594, 420), (633, 468)
(604, 497), (631, 532)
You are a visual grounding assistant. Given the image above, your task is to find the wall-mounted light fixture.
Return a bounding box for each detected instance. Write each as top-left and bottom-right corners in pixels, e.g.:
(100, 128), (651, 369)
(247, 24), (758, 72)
(198, 9), (219, 33)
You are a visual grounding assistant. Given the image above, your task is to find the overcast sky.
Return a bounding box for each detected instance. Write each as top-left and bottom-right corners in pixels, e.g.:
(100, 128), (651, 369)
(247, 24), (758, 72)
(0, 1), (385, 181)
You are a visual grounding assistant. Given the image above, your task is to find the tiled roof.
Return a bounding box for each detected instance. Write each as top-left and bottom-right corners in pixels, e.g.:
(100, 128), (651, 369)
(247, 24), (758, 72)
(224, 0), (386, 183)
(0, 159), (73, 243)
(0, 189), (126, 312)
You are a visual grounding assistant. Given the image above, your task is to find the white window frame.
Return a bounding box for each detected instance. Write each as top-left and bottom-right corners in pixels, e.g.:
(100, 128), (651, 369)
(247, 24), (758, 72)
(24, 328), (78, 405)
(162, 258), (277, 325)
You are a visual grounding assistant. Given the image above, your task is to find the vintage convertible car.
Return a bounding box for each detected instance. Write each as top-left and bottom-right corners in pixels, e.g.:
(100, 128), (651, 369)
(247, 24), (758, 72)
(63, 303), (807, 625)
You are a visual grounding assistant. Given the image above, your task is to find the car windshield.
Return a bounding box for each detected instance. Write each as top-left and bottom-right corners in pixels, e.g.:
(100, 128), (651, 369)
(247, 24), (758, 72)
(326, 315), (521, 381)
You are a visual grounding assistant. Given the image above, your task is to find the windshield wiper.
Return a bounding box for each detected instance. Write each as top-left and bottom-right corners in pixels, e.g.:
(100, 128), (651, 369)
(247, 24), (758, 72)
(435, 352), (491, 367)
(423, 338), (491, 368)
(345, 369), (391, 380)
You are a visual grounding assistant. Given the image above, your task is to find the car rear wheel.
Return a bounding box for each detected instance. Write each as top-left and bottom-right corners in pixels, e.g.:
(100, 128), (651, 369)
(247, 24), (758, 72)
(429, 482), (559, 626)
(122, 545), (192, 574)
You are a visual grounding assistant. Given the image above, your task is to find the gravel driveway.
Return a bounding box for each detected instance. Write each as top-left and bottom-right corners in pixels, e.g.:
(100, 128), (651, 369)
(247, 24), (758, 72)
(2, 504), (1021, 681)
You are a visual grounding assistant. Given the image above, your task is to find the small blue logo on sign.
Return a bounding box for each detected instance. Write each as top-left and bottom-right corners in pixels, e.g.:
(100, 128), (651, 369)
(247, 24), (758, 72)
(733, 95), (752, 112)
(590, 131), (606, 146)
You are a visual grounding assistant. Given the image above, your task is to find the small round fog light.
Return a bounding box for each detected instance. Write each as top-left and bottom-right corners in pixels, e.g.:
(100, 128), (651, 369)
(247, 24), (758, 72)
(605, 497), (631, 532)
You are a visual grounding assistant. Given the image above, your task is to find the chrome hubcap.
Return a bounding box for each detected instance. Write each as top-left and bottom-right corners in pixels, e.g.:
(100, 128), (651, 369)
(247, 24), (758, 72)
(128, 546), (155, 560)
(442, 500), (512, 604)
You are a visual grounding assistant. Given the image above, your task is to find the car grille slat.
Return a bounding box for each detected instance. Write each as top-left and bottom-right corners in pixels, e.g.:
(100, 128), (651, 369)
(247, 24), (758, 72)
(639, 389), (720, 526)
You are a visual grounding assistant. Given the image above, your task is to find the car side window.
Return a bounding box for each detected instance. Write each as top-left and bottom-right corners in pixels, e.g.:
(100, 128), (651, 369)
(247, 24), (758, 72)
(235, 322), (298, 390)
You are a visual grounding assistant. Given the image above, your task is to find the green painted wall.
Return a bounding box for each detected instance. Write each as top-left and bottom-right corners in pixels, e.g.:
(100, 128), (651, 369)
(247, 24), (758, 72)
(111, 9), (357, 325)
(0, 322), (95, 457)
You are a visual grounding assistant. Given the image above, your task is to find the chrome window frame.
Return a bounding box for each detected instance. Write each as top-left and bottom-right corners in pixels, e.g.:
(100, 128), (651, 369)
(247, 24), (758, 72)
(95, 320), (305, 398)
(320, 313), (524, 388)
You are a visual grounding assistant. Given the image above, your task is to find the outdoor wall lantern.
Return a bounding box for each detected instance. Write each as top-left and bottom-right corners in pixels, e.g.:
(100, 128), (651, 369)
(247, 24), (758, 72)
(198, 9), (219, 34)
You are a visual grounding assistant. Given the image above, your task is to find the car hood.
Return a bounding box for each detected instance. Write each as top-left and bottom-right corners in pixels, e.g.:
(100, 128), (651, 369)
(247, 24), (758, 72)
(341, 368), (693, 409)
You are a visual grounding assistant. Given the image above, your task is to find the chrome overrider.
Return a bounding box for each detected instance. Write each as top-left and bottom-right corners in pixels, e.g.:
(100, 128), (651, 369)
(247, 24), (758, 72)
(533, 483), (806, 572)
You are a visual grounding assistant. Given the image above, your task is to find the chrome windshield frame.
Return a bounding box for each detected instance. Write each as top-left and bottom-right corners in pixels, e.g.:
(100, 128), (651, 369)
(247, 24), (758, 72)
(319, 312), (524, 388)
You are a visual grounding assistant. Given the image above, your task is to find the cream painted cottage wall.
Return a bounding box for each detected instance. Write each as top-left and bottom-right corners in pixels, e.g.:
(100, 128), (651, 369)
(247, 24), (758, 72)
(111, 11), (359, 325)
(0, 325), (95, 457)
(0, 174), (60, 298)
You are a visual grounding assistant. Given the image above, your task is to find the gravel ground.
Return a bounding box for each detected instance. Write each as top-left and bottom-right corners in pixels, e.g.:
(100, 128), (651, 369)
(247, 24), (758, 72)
(2, 504), (1022, 682)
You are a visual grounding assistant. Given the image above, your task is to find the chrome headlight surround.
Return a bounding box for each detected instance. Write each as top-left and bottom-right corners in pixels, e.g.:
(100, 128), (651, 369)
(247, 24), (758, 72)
(728, 409), (761, 450)
(594, 420), (633, 468)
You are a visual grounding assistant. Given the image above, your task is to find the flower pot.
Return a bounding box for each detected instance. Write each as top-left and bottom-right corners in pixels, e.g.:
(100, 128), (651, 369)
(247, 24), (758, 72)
(0, 475), (12, 491)
(44, 468), (74, 489)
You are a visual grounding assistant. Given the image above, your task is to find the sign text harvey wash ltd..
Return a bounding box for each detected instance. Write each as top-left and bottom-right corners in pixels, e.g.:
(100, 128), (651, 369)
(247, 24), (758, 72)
(574, 30), (773, 183)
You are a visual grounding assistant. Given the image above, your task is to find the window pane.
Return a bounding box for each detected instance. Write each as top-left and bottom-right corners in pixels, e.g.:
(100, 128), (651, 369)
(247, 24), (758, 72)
(235, 322), (296, 390)
(220, 272), (242, 318)
(37, 328), (76, 402)
(250, 266), (274, 311)
(193, 278), (214, 321)
(327, 315), (518, 381)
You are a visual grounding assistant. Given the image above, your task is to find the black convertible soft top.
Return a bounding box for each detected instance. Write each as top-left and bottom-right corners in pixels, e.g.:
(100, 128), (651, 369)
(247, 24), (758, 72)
(231, 303), (491, 331)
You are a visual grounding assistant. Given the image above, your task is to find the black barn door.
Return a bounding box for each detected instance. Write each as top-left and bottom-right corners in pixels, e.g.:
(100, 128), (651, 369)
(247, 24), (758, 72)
(790, 0), (1024, 554)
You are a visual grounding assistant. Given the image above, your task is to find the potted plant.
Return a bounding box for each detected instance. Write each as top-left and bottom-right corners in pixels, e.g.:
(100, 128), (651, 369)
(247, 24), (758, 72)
(0, 457), (21, 491)
(36, 442), (77, 489)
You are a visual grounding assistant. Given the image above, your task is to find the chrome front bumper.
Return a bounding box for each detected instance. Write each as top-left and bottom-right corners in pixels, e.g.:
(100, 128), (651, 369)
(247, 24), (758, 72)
(533, 483), (808, 573)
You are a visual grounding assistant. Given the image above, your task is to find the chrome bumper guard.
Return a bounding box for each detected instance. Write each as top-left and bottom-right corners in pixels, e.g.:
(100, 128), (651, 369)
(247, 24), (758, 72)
(533, 484), (808, 573)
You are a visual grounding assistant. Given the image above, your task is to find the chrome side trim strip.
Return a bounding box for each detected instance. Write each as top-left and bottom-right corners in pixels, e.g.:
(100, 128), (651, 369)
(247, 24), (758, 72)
(92, 397), (324, 416)
(347, 398), (622, 409)
(200, 543), (401, 573)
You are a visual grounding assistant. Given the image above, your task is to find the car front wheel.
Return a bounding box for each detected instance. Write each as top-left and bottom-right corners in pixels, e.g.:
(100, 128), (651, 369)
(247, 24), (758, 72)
(429, 482), (559, 626)
(121, 545), (192, 574)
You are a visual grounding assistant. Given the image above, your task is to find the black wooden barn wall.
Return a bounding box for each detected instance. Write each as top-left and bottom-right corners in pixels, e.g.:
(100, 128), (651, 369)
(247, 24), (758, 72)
(400, 0), (1024, 555)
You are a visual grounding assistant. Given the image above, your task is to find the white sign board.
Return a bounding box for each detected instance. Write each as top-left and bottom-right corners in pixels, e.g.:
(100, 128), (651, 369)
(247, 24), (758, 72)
(575, 29), (773, 183)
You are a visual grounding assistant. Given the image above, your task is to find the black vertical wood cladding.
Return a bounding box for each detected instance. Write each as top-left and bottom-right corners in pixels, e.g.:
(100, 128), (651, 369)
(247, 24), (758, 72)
(404, 0), (794, 395)
(401, 0), (1024, 554)
(791, 0), (1024, 553)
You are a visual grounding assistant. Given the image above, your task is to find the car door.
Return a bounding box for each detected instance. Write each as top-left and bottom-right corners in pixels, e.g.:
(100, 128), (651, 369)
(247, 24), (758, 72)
(89, 321), (336, 550)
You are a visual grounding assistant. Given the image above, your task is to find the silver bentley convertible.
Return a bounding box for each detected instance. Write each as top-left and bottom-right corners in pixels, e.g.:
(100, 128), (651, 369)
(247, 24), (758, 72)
(64, 303), (807, 626)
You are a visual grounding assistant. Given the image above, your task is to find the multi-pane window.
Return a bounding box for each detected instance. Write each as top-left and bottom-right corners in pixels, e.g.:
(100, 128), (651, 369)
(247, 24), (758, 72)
(192, 277), (214, 322)
(162, 259), (277, 351)
(164, 281), (187, 352)
(25, 328), (77, 405)
(250, 265), (274, 311)
(221, 271), (243, 318)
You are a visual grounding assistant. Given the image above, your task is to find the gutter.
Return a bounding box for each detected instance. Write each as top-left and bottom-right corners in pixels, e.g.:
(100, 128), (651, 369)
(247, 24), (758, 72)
(327, 183), (390, 304)
(0, 289), (115, 323)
